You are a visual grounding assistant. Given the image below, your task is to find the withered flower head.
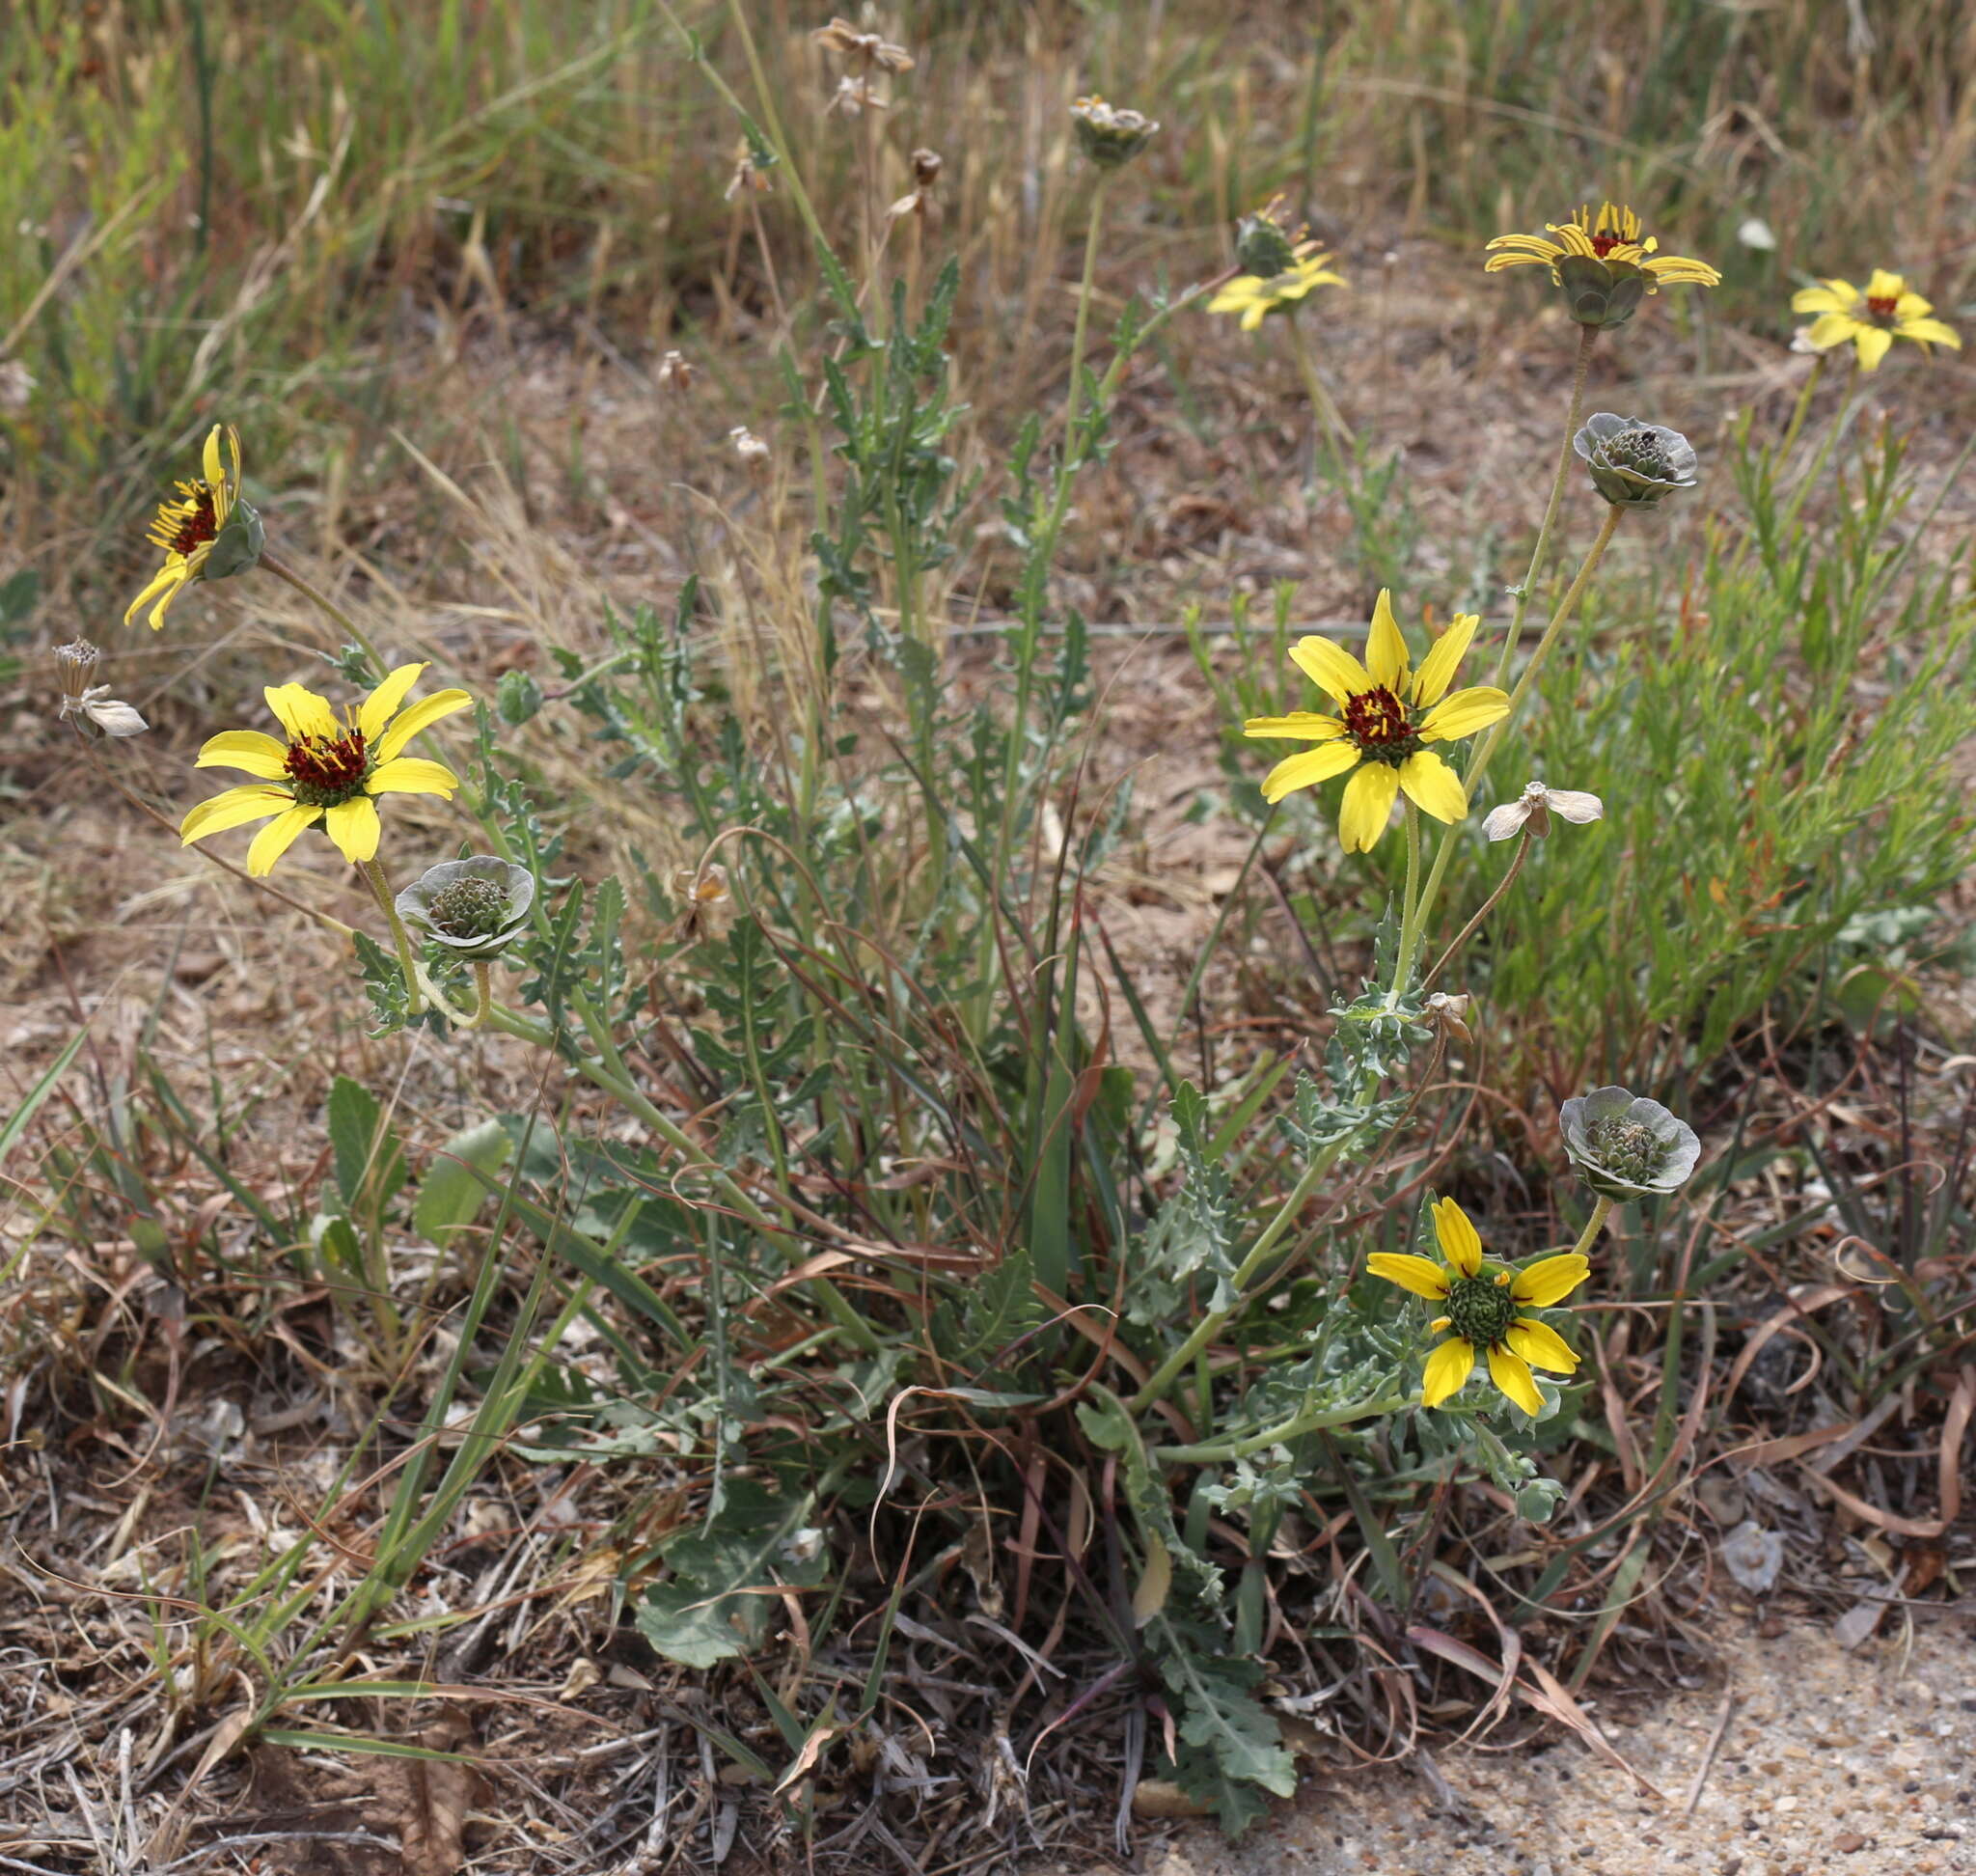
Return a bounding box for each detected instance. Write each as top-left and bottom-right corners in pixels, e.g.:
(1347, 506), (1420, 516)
(812, 16), (914, 73)
(658, 350), (696, 393)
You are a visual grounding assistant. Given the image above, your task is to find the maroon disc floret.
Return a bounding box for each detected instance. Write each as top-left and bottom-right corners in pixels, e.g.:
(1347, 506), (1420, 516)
(285, 730), (369, 805)
(1342, 685), (1420, 762)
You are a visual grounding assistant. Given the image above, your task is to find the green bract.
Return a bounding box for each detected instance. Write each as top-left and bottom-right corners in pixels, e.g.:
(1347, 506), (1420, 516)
(1556, 251), (1648, 328)
(1234, 210), (1300, 279)
(1573, 413), (1698, 508)
(1558, 1085), (1700, 1199)
(396, 856), (535, 959)
(205, 499), (265, 581)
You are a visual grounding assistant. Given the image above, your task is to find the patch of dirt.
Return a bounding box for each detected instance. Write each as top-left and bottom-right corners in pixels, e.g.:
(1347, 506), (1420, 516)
(1036, 1614), (1976, 1876)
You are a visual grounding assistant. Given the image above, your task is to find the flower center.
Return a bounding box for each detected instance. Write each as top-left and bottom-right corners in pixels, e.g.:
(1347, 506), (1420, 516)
(1590, 232), (1624, 259)
(1444, 1274), (1518, 1349)
(1600, 426), (1675, 480)
(426, 875), (513, 939)
(147, 482), (221, 559)
(1343, 685), (1422, 763)
(285, 729), (370, 806)
(1866, 293), (1899, 320)
(1587, 1114), (1661, 1183)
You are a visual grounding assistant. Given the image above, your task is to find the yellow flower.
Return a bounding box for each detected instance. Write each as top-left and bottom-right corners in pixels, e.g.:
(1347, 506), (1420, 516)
(180, 662), (471, 876)
(1367, 1198), (1589, 1417)
(1485, 202), (1719, 327)
(1790, 268), (1962, 372)
(1243, 591), (1509, 852)
(1207, 250), (1346, 332)
(126, 424), (255, 630)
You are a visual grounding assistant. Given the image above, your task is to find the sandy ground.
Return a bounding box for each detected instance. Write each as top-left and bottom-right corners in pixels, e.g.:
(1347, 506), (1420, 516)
(1024, 1613), (1976, 1876)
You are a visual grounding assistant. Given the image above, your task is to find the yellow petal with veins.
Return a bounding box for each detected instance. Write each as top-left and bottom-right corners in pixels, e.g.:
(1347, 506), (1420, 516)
(1432, 1197), (1483, 1278)
(1487, 1344), (1544, 1416)
(1365, 1253), (1452, 1301)
(1421, 1338), (1475, 1408)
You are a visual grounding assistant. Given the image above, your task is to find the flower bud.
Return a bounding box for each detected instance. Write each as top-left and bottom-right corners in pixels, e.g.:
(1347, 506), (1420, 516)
(396, 857), (536, 959)
(1070, 95), (1159, 169)
(1558, 1086), (1700, 1200)
(1573, 414), (1698, 508)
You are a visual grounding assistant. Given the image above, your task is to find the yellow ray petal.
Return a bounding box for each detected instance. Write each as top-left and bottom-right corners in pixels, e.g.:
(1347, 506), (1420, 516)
(1398, 750), (1468, 824)
(125, 563), (189, 630)
(1487, 1343), (1544, 1416)
(1510, 1252), (1590, 1308)
(1363, 590), (1409, 692)
(1852, 324), (1894, 372)
(180, 784), (293, 843)
(1207, 280), (1262, 315)
(1863, 267), (1907, 305)
(1412, 612), (1478, 707)
(1336, 760), (1399, 852)
(264, 682), (339, 742)
(366, 756), (461, 798)
(1801, 311), (1864, 353)
(373, 688), (473, 761)
(195, 730), (289, 778)
(359, 662), (429, 741)
(1431, 1196), (1483, 1278)
(1897, 317), (1961, 350)
(1261, 742), (1359, 804)
(201, 424), (224, 489)
(247, 805), (322, 876)
(1420, 1337), (1475, 1408)
(1287, 635), (1372, 704)
(1483, 234), (1565, 262)
(1365, 1253), (1451, 1301)
(1639, 255), (1720, 286)
(1417, 686), (1509, 743)
(1243, 711), (1347, 741)
(1506, 1316), (1580, 1375)
(1790, 283), (1855, 316)
(322, 794), (383, 864)
(1892, 289), (1935, 321)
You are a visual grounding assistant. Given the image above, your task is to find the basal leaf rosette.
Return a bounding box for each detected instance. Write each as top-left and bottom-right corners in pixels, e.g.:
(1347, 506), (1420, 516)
(1559, 1085), (1700, 1200)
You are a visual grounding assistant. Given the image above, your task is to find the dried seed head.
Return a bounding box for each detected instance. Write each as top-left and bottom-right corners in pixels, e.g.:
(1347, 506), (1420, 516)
(813, 16), (913, 73)
(54, 638), (102, 703)
(825, 73), (890, 116)
(911, 147), (943, 188)
(729, 428), (772, 477)
(658, 350), (696, 393)
(1481, 780), (1605, 841)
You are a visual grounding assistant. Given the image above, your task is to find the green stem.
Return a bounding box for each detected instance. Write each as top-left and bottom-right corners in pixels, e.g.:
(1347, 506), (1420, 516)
(1284, 308), (1355, 460)
(1776, 351), (1825, 460)
(261, 549), (385, 678)
(1421, 827), (1528, 993)
(360, 857), (424, 1017)
(1129, 1138), (1347, 1415)
(1569, 1194), (1615, 1261)
(475, 996), (884, 1355)
(1400, 504), (1622, 987)
(1153, 1389), (1411, 1466)
(1489, 322), (1596, 691)
(471, 959), (492, 1030)
(1387, 798), (1425, 1002)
